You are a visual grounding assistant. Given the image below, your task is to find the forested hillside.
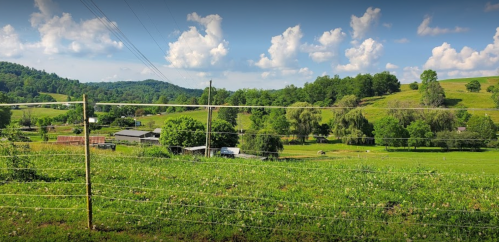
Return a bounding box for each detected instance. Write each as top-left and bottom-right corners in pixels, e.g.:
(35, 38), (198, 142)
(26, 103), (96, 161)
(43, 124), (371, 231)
(0, 62), (202, 103)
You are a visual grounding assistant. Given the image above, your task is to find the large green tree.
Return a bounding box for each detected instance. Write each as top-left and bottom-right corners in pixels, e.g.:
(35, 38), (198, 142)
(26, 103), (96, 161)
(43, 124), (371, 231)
(210, 119), (238, 148)
(241, 129), (283, 158)
(419, 70), (445, 107)
(286, 102), (322, 144)
(387, 100), (421, 127)
(492, 86), (499, 108)
(406, 120), (433, 150)
(267, 109), (290, 135)
(467, 115), (497, 140)
(160, 116), (206, 148)
(217, 107), (238, 127)
(372, 71), (400, 96)
(0, 92), (12, 130)
(330, 108), (373, 145)
(373, 116), (408, 150)
(465, 80), (481, 92)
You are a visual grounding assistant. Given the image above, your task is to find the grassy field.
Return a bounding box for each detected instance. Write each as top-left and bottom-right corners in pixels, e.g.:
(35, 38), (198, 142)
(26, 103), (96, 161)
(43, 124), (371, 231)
(0, 143), (498, 241)
(39, 92), (70, 102)
(11, 107), (67, 121)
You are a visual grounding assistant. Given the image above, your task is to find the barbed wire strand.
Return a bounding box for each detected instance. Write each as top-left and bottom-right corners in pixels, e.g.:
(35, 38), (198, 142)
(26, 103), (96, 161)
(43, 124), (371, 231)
(93, 195), (499, 229)
(0, 194), (86, 197)
(0, 206), (86, 210)
(92, 184), (499, 214)
(95, 209), (398, 241)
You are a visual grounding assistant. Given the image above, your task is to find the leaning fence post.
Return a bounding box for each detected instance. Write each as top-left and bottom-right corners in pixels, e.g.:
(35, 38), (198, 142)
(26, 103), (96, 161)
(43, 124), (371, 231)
(83, 94), (93, 231)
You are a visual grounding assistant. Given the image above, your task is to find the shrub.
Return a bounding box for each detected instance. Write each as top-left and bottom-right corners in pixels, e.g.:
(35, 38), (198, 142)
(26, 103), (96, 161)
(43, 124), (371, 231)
(409, 82), (419, 90)
(0, 143), (36, 181)
(135, 146), (170, 158)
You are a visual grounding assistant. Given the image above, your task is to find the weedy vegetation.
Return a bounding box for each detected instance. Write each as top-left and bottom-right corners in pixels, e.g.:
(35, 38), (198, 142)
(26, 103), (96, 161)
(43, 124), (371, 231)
(1, 144), (498, 241)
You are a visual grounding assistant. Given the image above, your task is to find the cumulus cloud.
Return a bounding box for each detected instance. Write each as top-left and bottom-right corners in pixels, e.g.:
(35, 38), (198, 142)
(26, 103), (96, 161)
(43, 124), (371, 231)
(394, 38), (409, 43)
(485, 2), (499, 12)
(417, 16), (469, 36)
(386, 63), (399, 69)
(0, 25), (24, 58)
(29, 0), (123, 56)
(423, 27), (499, 70)
(446, 69), (498, 78)
(336, 38), (383, 72)
(165, 12), (229, 68)
(255, 25), (302, 69)
(302, 28), (346, 63)
(401, 66), (422, 83)
(350, 7), (381, 39)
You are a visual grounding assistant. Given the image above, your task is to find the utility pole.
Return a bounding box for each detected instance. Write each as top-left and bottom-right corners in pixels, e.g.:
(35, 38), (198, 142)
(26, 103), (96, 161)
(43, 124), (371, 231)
(83, 94), (93, 231)
(205, 80), (212, 157)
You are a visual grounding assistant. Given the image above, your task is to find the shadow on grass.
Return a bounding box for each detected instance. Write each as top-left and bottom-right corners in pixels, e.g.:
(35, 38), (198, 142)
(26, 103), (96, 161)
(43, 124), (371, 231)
(444, 98), (463, 106)
(360, 96), (385, 106)
(387, 148), (484, 153)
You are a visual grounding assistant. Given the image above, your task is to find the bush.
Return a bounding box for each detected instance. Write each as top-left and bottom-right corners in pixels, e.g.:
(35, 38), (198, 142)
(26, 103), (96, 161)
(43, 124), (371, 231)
(134, 146), (170, 158)
(72, 127), (83, 134)
(0, 143), (36, 181)
(409, 82), (419, 90)
(241, 129), (283, 158)
(486, 85), (495, 92)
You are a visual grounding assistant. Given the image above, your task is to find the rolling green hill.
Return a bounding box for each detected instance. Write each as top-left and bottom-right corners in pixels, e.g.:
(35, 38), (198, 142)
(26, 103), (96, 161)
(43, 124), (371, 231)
(360, 76), (499, 123)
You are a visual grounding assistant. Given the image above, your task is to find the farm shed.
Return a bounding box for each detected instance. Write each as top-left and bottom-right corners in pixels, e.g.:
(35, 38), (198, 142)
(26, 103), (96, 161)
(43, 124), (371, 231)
(153, 128), (161, 138)
(57, 136), (105, 145)
(220, 147), (240, 158)
(314, 136), (328, 143)
(114, 130), (154, 143)
(183, 146), (220, 157)
(140, 137), (160, 145)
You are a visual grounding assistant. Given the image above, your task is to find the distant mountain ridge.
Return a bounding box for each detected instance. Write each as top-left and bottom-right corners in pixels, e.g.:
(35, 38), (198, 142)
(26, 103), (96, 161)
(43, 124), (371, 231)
(0, 61), (203, 104)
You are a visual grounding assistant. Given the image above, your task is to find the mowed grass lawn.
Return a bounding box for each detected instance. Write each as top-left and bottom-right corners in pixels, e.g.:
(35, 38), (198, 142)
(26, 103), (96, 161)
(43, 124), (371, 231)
(39, 92), (70, 102)
(0, 143), (498, 241)
(11, 107), (67, 121)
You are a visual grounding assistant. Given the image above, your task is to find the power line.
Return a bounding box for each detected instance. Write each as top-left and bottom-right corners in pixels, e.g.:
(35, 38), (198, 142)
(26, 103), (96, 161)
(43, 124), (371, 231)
(79, 0), (171, 83)
(122, 0), (199, 90)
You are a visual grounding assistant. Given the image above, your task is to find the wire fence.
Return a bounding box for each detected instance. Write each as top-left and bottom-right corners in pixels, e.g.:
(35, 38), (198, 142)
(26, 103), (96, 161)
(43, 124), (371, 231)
(1, 99), (499, 241)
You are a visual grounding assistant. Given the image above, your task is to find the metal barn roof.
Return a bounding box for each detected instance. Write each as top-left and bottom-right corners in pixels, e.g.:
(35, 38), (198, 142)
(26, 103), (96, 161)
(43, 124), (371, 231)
(115, 130), (151, 137)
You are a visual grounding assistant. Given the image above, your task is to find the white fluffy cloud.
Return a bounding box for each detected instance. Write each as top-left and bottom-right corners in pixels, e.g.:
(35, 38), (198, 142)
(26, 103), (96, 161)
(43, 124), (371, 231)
(30, 0), (123, 56)
(336, 38), (383, 72)
(302, 28), (346, 63)
(385, 63), (398, 69)
(401, 66), (422, 83)
(350, 7), (381, 39)
(0, 25), (24, 58)
(423, 27), (499, 70)
(165, 12), (228, 68)
(485, 2), (499, 12)
(417, 16), (469, 36)
(255, 25), (303, 69)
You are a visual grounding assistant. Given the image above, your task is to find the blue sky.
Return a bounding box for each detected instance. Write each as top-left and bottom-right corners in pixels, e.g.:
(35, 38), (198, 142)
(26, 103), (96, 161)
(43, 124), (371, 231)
(0, 0), (498, 90)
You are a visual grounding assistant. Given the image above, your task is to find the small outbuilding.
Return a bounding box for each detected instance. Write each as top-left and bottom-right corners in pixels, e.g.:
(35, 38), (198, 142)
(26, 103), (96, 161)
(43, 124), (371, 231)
(57, 136), (105, 145)
(140, 137), (161, 145)
(183, 146), (220, 157)
(152, 128), (162, 138)
(220, 147), (240, 158)
(314, 136), (328, 143)
(114, 130), (154, 143)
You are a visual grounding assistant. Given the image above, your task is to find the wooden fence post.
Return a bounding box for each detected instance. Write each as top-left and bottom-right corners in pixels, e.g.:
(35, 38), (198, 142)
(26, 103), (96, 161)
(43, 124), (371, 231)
(83, 94), (93, 231)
